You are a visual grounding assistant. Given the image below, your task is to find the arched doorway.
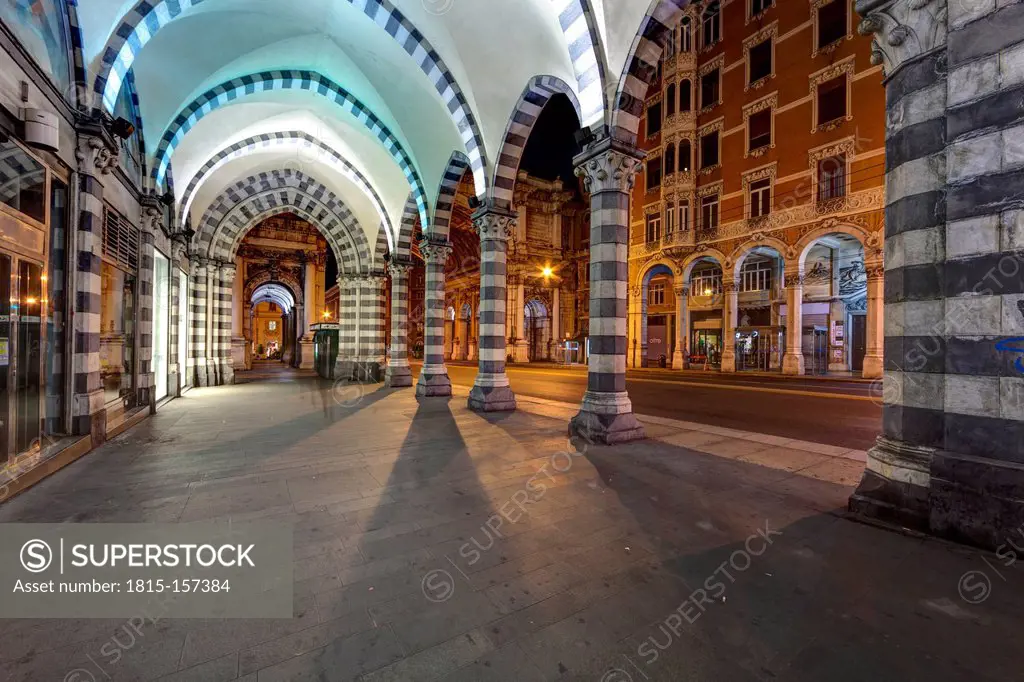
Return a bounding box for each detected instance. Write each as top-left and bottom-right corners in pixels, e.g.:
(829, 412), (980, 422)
(639, 263), (677, 368)
(731, 245), (786, 373)
(249, 282), (298, 367)
(682, 255), (726, 369)
(524, 298), (550, 362)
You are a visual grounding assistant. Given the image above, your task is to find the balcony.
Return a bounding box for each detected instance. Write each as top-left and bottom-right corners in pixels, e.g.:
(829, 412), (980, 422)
(639, 229), (692, 256)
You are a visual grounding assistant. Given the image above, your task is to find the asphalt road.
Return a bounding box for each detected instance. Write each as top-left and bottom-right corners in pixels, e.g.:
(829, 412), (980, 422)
(412, 362), (882, 450)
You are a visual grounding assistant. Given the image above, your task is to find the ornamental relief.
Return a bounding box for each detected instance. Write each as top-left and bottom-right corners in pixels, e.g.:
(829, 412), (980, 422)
(698, 55), (725, 78)
(808, 136), (857, 165)
(858, 0), (948, 78)
(697, 181), (724, 198)
(698, 118), (725, 137)
(809, 55), (856, 91)
(742, 93), (778, 121)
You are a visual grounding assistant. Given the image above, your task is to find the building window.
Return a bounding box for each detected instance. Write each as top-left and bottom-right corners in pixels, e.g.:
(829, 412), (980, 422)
(748, 109), (772, 152)
(679, 201), (690, 231)
(667, 83), (677, 116)
(749, 178), (771, 218)
(817, 155), (847, 201)
(680, 79), (692, 112)
(647, 101), (663, 136)
(700, 131), (720, 169)
(702, 2), (721, 48)
(817, 75), (847, 125)
(693, 267), (723, 296)
(665, 144), (677, 175)
(649, 283), (666, 306)
(700, 69), (720, 108)
(646, 213), (662, 242)
(817, 0), (848, 49)
(748, 39), (773, 84)
(679, 140), (692, 172)
(0, 138), (46, 223)
(700, 194), (719, 231)
(751, 0), (773, 18)
(646, 157), (663, 191)
(680, 17), (692, 53)
(666, 201), (676, 233)
(740, 260), (772, 292)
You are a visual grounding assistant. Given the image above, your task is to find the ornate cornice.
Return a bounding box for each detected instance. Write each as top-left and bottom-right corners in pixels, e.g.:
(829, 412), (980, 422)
(742, 92), (778, 121)
(698, 55), (725, 78)
(697, 181), (724, 198)
(809, 136), (857, 165)
(573, 136), (645, 194)
(742, 163), (778, 191)
(856, 0), (948, 79)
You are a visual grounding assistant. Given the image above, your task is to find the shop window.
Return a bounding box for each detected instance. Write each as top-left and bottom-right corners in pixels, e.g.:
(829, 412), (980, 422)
(700, 195), (719, 231)
(646, 213), (662, 242)
(700, 131), (720, 169)
(817, 75), (847, 125)
(665, 144), (677, 175)
(702, 2), (721, 48)
(680, 79), (692, 112)
(649, 283), (666, 306)
(646, 157), (663, 191)
(0, 139), (46, 223)
(679, 140), (692, 172)
(741, 260), (773, 292)
(817, 155), (847, 201)
(647, 101), (663, 136)
(817, 0), (848, 49)
(667, 83), (677, 116)
(700, 69), (720, 108)
(749, 39), (773, 84)
(749, 109), (772, 152)
(749, 178), (772, 218)
(101, 206), (139, 411)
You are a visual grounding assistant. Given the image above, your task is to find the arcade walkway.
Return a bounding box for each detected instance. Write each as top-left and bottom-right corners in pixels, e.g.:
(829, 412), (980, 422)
(1, 378), (1021, 681)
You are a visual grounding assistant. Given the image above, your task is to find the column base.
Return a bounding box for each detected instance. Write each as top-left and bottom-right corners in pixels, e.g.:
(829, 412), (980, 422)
(416, 367), (452, 397)
(673, 349), (686, 370)
(385, 364), (413, 388)
(782, 353), (805, 376)
(298, 338), (315, 370)
(196, 364), (210, 388)
(720, 349), (736, 373)
(509, 342), (529, 364)
(220, 364), (235, 386)
(568, 391), (646, 444)
(849, 436), (931, 531)
(862, 353), (883, 380)
(468, 381), (517, 412)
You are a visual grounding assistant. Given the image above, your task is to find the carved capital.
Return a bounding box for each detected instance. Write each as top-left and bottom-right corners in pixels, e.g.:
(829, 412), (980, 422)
(192, 258), (209, 279)
(857, 0), (947, 79)
(472, 208), (517, 242)
(75, 135), (118, 176)
(573, 136), (644, 194)
(784, 272), (806, 287)
(388, 260), (413, 278)
(419, 239), (453, 264)
(219, 262), (238, 284)
(140, 196), (163, 236)
(865, 263), (886, 281)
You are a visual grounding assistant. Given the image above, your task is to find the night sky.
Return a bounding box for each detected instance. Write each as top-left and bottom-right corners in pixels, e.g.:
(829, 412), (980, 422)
(519, 94), (583, 195)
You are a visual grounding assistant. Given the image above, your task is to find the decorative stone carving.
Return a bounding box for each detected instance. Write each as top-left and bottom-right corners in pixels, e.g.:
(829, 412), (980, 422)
(856, 0), (948, 78)
(697, 181), (724, 198)
(472, 210), (517, 241)
(76, 135), (118, 176)
(784, 272), (806, 287)
(809, 136), (857, 165)
(388, 261), (413, 277)
(574, 143), (644, 194)
(698, 55), (725, 78)
(419, 240), (453, 264)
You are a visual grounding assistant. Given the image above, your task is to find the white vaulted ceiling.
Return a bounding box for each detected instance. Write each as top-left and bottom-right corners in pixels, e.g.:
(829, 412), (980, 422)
(75, 0), (659, 255)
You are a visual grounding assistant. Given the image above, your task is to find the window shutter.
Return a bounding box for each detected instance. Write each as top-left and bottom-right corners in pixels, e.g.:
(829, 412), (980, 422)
(103, 206), (140, 272)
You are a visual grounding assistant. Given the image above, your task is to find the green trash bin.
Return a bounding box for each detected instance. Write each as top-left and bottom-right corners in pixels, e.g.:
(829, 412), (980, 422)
(311, 323), (339, 379)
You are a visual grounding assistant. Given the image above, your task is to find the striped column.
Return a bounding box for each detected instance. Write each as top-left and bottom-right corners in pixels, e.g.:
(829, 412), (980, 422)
(416, 240), (453, 397)
(355, 274), (387, 382)
(168, 242), (184, 396)
(851, 0), (1024, 548)
(71, 130), (117, 440)
(385, 261), (413, 387)
(334, 275), (359, 381)
(217, 263), (236, 385)
(569, 136), (643, 442)
(468, 204), (517, 412)
(191, 259), (210, 387)
(136, 208), (156, 410)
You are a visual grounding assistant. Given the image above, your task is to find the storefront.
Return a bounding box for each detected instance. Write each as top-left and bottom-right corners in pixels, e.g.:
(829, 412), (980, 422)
(153, 251), (170, 401)
(100, 206), (140, 428)
(0, 137), (70, 463)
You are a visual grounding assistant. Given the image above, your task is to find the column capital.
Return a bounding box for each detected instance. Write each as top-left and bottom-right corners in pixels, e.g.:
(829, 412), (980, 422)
(388, 260), (414, 277)
(856, 0), (947, 79)
(783, 272), (805, 287)
(140, 194), (164, 236)
(75, 131), (118, 177)
(864, 261), (886, 282)
(471, 204), (517, 242)
(219, 262), (238, 283)
(419, 239), (453, 264)
(674, 283), (690, 296)
(337, 273), (361, 290)
(573, 134), (645, 194)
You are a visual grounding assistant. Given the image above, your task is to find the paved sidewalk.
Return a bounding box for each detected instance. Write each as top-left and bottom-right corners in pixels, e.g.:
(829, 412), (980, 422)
(0, 377), (1020, 681)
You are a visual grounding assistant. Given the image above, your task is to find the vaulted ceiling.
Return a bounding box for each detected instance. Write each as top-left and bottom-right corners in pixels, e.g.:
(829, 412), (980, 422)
(76, 0), (665, 259)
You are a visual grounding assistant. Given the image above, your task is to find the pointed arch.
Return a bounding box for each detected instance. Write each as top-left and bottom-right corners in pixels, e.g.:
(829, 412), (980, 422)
(431, 151), (471, 240)
(549, 0), (607, 128)
(491, 75), (581, 209)
(396, 194), (420, 262)
(196, 169), (372, 273)
(372, 224), (390, 270)
(91, 0), (488, 196)
(178, 131), (393, 249)
(611, 0), (691, 144)
(64, 0), (88, 108)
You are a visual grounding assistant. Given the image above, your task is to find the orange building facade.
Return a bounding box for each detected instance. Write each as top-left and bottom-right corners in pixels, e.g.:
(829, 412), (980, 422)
(628, 0), (886, 377)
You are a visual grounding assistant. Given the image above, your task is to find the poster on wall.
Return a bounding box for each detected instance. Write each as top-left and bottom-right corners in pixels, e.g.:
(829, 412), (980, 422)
(0, 338), (8, 366)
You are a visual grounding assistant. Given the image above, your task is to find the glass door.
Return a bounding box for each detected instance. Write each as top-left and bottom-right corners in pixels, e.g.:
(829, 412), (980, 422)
(0, 254), (11, 463)
(153, 252), (169, 400)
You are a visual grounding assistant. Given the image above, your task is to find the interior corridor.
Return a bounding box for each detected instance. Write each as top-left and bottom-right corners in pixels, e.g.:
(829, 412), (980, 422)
(0, 381), (1020, 681)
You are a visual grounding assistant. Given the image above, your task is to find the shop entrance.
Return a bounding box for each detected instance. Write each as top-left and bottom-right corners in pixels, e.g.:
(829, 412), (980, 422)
(735, 326), (783, 372)
(0, 251), (46, 463)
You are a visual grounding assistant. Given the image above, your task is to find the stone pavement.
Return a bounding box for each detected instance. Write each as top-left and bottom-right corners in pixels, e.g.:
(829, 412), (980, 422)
(1, 376), (1021, 681)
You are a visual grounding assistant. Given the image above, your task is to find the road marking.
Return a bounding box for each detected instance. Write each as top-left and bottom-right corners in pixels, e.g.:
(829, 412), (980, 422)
(442, 366), (875, 402)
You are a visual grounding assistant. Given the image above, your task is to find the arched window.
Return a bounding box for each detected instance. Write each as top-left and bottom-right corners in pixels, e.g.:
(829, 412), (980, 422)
(665, 143), (677, 175)
(702, 2), (721, 48)
(0, 0), (74, 95)
(679, 140), (692, 173)
(680, 17), (692, 53)
(680, 79), (692, 112)
(666, 84), (677, 116)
